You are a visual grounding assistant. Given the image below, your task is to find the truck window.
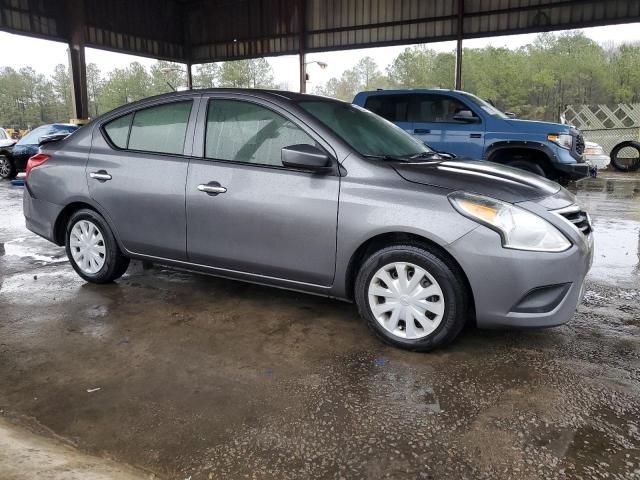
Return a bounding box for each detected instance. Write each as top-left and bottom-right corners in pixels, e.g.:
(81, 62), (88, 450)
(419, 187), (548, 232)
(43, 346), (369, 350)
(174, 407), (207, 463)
(408, 94), (479, 124)
(364, 94), (412, 122)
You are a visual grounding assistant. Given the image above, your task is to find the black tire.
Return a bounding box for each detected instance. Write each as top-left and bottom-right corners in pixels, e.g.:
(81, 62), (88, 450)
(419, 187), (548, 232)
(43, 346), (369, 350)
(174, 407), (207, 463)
(610, 141), (640, 172)
(65, 209), (130, 283)
(506, 160), (546, 177)
(354, 244), (469, 352)
(0, 155), (17, 180)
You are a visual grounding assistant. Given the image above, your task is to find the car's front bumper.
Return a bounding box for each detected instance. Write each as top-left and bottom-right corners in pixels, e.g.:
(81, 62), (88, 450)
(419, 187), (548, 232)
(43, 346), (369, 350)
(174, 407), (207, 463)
(446, 224), (593, 329)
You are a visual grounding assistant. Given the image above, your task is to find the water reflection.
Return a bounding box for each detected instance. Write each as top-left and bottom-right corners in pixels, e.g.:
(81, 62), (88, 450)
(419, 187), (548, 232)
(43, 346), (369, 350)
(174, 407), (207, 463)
(571, 175), (640, 286)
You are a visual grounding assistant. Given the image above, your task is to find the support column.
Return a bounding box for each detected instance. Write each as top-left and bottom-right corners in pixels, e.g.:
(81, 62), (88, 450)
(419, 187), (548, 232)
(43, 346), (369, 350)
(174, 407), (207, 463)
(66, 0), (88, 123)
(298, 0), (306, 93)
(187, 63), (193, 90)
(454, 0), (464, 90)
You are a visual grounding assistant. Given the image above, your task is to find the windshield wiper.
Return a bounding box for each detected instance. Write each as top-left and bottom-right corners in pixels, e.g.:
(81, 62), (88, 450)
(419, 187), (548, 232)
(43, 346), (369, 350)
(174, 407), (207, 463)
(363, 154), (412, 162)
(407, 151), (443, 160)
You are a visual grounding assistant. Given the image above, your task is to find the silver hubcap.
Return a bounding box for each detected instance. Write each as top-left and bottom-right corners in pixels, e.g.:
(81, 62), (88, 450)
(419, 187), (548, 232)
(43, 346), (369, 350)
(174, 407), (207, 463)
(368, 262), (445, 339)
(0, 157), (10, 177)
(69, 220), (106, 274)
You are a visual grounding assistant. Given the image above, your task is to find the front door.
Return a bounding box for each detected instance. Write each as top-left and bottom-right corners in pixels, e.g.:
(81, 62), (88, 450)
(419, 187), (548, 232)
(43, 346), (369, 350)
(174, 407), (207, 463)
(408, 94), (485, 159)
(186, 97), (339, 286)
(87, 99), (197, 260)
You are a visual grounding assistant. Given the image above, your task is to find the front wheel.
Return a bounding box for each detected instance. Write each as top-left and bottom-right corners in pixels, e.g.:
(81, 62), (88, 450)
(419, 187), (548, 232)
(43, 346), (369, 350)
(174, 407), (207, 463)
(0, 156), (16, 180)
(65, 209), (130, 283)
(506, 160), (546, 177)
(354, 245), (469, 352)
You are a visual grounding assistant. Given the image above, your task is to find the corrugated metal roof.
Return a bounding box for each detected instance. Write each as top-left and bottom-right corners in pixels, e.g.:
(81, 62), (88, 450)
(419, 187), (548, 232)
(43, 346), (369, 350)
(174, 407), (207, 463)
(1, 0), (639, 63)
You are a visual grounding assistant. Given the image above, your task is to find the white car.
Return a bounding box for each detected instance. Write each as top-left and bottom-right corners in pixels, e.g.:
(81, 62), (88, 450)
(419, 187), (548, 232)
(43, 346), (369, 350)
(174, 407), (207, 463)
(583, 141), (610, 170)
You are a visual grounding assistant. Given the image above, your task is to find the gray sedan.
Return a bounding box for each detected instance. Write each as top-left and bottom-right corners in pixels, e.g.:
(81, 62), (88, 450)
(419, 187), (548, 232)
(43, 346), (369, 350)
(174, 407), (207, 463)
(23, 89), (593, 351)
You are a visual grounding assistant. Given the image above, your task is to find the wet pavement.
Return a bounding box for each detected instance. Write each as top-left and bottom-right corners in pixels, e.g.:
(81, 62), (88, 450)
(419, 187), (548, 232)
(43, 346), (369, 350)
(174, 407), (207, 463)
(0, 171), (639, 480)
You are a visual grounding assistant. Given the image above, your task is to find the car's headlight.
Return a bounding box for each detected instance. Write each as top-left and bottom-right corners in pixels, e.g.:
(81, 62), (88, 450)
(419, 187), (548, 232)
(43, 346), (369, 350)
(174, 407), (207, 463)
(547, 133), (573, 150)
(449, 192), (571, 252)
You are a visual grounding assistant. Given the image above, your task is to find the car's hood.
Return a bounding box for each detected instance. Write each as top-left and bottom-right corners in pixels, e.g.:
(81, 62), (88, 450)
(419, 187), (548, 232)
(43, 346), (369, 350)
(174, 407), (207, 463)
(0, 138), (15, 148)
(392, 160), (562, 203)
(503, 118), (570, 134)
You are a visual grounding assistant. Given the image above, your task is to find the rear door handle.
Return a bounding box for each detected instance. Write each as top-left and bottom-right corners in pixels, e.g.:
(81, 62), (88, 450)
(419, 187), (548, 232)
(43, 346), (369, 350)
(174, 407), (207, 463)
(414, 128), (431, 134)
(89, 170), (112, 181)
(470, 133), (482, 138)
(197, 182), (227, 196)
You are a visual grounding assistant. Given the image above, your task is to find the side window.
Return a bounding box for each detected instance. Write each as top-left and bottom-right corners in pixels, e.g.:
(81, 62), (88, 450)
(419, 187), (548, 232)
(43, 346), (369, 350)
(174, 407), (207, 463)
(128, 101), (192, 154)
(364, 95), (410, 122)
(410, 95), (478, 123)
(205, 99), (316, 167)
(104, 114), (132, 148)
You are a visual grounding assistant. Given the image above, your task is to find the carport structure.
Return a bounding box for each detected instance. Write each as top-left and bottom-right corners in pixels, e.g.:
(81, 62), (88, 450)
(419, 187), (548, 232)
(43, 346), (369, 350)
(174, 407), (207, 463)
(1, 0), (639, 121)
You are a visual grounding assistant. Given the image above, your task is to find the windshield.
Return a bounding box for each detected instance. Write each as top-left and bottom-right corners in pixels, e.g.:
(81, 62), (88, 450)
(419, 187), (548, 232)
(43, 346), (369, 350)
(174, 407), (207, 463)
(458, 92), (509, 119)
(298, 100), (432, 158)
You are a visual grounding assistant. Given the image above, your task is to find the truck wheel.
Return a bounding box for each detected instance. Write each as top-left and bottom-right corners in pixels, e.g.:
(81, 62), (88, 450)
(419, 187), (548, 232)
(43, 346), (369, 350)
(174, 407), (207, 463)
(354, 244), (469, 352)
(0, 156), (16, 180)
(506, 160), (546, 178)
(610, 141), (640, 172)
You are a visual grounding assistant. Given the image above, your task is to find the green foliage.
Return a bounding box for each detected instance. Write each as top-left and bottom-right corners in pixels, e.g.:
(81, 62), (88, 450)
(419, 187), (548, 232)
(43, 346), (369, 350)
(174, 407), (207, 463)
(1, 32), (640, 128)
(218, 58), (275, 88)
(318, 32), (640, 121)
(314, 56), (389, 100)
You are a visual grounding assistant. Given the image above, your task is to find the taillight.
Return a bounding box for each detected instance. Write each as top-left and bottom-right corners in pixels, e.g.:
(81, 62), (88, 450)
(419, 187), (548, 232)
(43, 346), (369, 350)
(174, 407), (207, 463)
(25, 154), (50, 178)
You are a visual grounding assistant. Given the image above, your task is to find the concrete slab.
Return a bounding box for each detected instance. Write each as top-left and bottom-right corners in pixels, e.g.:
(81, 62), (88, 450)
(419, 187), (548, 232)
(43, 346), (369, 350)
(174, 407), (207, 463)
(0, 172), (639, 479)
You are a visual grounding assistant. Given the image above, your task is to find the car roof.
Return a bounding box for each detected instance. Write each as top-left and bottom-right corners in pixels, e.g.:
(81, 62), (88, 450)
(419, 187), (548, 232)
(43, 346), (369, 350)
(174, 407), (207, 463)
(355, 88), (469, 96)
(98, 88), (347, 122)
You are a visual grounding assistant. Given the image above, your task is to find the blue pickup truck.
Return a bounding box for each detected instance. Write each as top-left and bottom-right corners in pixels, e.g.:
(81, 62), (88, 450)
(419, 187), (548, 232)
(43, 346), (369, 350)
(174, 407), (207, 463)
(353, 89), (589, 183)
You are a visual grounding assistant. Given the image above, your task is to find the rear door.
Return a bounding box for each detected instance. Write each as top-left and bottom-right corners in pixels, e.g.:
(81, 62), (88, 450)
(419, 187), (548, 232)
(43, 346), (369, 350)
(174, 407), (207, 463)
(409, 93), (485, 158)
(87, 97), (199, 260)
(185, 95), (339, 286)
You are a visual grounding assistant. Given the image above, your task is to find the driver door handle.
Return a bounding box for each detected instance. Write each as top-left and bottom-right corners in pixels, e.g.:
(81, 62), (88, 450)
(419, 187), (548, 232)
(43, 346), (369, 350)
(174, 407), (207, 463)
(197, 182), (227, 196)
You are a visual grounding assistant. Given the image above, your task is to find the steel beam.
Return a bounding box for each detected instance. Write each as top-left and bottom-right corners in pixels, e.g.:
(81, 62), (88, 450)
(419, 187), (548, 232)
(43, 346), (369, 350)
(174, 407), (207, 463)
(66, 0), (89, 122)
(455, 0), (464, 90)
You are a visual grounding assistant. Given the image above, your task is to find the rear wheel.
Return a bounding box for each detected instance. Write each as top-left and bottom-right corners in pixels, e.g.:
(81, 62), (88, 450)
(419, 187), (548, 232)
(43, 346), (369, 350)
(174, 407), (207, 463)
(354, 244), (468, 352)
(65, 209), (129, 283)
(0, 156), (16, 180)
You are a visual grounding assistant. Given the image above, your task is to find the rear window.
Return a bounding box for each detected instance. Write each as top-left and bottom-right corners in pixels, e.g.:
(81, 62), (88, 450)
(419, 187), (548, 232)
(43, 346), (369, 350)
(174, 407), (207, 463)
(103, 101), (192, 155)
(103, 114), (132, 149)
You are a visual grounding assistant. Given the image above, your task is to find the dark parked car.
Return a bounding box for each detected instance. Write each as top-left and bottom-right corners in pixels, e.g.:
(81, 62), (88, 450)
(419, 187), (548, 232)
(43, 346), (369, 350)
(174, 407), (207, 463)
(0, 123), (78, 179)
(24, 90), (593, 351)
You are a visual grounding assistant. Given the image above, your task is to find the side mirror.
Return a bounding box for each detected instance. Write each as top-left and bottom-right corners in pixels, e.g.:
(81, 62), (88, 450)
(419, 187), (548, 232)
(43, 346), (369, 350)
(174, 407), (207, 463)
(452, 110), (480, 123)
(281, 144), (332, 172)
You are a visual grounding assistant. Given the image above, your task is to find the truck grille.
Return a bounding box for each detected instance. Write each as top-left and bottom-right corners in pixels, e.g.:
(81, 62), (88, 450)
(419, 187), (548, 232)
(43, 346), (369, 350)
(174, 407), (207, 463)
(575, 134), (585, 156)
(556, 206), (592, 236)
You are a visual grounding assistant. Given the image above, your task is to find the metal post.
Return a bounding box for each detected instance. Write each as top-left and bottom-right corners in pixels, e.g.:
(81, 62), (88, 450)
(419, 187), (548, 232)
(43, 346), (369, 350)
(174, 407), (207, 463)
(454, 0), (464, 90)
(298, 0), (306, 93)
(66, 0), (89, 123)
(187, 63), (193, 90)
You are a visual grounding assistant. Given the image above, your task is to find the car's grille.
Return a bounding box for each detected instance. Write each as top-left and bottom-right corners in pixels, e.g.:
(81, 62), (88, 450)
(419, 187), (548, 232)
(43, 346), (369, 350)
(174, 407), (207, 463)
(557, 207), (592, 236)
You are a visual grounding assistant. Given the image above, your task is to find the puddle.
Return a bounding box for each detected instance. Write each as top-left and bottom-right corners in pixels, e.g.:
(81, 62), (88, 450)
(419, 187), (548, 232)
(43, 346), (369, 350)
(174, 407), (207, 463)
(2, 237), (66, 264)
(573, 176), (640, 287)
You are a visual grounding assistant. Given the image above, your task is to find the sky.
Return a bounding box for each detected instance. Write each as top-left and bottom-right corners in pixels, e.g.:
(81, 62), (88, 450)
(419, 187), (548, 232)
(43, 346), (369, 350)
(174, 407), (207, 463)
(0, 22), (639, 92)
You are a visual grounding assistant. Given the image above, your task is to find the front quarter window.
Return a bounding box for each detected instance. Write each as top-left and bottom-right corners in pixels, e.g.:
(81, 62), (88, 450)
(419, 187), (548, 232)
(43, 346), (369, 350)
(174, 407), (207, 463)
(298, 100), (431, 158)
